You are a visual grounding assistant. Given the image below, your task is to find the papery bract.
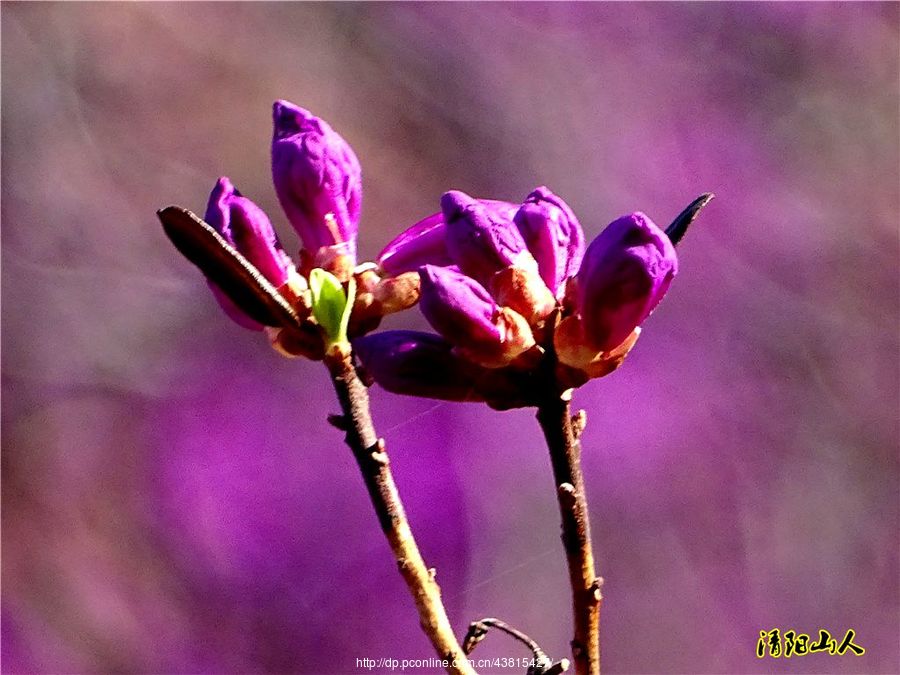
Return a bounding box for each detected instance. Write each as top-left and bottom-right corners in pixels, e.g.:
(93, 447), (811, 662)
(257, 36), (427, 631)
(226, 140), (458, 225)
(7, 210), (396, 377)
(575, 212), (677, 351)
(377, 200), (518, 276)
(514, 186), (585, 297)
(271, 100), (362, 259)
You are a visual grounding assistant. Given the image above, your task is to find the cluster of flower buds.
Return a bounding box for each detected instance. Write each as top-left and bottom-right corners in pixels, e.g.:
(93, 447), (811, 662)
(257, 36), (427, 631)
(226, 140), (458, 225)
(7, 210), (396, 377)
(159, 99), (711, 405)
(355, 189), (712, 407)
(159, 100), (425, 360)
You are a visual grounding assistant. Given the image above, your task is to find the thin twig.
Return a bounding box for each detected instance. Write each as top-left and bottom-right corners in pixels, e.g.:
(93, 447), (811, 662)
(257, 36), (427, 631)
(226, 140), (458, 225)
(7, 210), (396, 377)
(536, 391), (601, 675)
(463, 617), (569, 675)
(324, 346), (476, 675)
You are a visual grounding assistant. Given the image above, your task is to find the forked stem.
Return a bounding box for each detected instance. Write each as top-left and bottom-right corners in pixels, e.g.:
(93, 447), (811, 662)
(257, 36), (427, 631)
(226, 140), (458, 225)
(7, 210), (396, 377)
(537, 392), (601, 675)
(324, 346), (476, 675)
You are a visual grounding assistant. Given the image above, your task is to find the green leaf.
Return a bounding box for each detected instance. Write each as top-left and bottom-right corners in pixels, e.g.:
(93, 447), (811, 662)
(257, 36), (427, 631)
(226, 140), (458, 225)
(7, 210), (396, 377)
(309, 268), (349, 346)
(339, 277), (356, 345)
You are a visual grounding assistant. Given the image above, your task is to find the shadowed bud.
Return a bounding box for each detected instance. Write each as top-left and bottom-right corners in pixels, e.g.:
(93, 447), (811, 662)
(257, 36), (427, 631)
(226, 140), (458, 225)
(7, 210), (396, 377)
(354, 331), (487, 402)
(271, 100), (362, 261)
(204, 177), (294, 329)
(441, 190), (537, 285)
(419, 265), (535, 368)
(514, 186), (585, 297)
(377, 200), (518, 276)
(205, 177), (292, 287)
(575, 212), (677, 351)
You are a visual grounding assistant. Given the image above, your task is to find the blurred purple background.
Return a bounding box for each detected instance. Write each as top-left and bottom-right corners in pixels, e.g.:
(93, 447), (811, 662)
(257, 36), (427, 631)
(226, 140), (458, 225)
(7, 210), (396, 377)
(2, 3), (898, 674)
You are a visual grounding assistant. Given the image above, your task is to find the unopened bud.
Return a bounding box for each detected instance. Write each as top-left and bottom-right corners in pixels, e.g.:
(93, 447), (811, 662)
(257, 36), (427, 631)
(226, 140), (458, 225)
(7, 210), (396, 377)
(441, 190), (538, 286)
(271, 100), (362, 262)
(353, 331), (487, 402)
(204, 177), (294, 329)
(514, 186), (585, 297)
(418, 265), (535, 368)
(377, 200), (519, 276)
(575, 212), (677, 351)
(555, 315), (640, 378)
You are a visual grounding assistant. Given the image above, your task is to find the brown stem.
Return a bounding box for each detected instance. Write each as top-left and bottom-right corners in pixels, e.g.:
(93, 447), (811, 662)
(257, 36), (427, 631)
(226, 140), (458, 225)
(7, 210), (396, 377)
(536, 392), (601, 675)
(324, 346), (476, 675)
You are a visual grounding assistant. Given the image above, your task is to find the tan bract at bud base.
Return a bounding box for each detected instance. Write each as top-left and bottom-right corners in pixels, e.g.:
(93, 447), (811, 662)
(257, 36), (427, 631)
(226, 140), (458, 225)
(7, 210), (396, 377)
(353, 263), (382, 295)
(555, 315), (640, 378)
(277, 268), (313, 315)
(375, 272), (421, 315)
(490, 265), (556, 325)
(313, 243), (355, 282)
(458, 306), (536, 369)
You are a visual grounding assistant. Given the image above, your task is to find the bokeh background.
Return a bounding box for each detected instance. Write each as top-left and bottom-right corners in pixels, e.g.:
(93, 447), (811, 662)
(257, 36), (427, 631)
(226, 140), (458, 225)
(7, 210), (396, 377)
(2, 3), (898, 674)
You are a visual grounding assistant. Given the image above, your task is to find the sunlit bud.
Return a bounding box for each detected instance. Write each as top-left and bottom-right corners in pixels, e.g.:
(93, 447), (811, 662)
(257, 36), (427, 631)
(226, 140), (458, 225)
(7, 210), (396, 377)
(205, 177), (292, 287)
(555, 314), (641, 377)
(514, 186), (585, 297)
(441, 190), (538, 286)
(271, 100), (362, 262)
(419, 265), (534, 368)
(575, 212), (677, 351)
(377, 200), (518, 276)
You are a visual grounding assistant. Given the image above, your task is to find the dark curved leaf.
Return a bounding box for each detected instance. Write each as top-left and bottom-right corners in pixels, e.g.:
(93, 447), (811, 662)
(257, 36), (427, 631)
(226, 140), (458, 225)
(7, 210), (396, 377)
(665, 193), (715, 246)
(158, 205), (302, 329)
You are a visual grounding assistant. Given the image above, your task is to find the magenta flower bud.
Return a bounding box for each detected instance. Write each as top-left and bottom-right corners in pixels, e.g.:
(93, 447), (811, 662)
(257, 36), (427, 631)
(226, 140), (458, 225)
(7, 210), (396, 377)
(204, 177), (294, 330)
(353, 330), (486, 402)
(576, 212), (677, 351)
(271, 100), (362, 259)
(441, 190), (536, 285)
(419, 265), (534, 367)
(377, 200), (518, 276)
(514, 186), (585, 297)
(205, 177), (292, 288)
(419, 265), (501, 348)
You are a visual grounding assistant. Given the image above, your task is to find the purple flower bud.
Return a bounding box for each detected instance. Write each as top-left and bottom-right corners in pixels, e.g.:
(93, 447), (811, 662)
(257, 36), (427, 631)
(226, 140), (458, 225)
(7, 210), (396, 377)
(441, 190), (536, 285)
(353, 331), (486, 402)
(203, 177), (295, 330)
(419, 265), (501, 349)
(205, 177), (292, 288)
(419, 265), (535, 367)
(575, 212), (677, 351)
(514, 186), (585, 297)
(377, 200), (518, 276)
(271, 100), (362, 259)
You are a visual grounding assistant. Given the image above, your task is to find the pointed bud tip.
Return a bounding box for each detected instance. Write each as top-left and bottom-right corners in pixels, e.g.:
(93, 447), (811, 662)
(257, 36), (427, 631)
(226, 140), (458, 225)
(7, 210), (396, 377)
(418, 263), (443, 287)
(529, 185), (551, 198)
(272, 100), (319, 138)
(214, 175), (235, 191)
(440, 190), (476, 219)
